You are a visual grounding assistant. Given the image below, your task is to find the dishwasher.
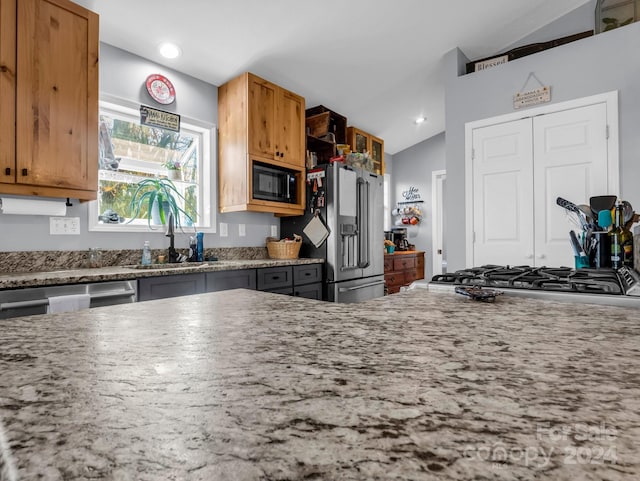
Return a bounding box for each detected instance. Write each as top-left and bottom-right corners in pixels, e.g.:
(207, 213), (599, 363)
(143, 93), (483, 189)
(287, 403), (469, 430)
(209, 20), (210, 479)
(0, 280), (137, 319)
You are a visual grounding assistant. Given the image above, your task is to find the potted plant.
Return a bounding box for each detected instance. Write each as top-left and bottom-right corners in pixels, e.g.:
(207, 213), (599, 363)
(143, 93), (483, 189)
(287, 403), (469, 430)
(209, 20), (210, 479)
(163, 159), (182, 181)
(127, 177), (194, 228)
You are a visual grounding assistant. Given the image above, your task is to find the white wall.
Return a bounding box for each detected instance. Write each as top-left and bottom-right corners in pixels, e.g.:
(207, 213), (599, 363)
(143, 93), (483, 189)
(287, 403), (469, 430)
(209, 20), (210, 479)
(389, 133), (445, 280)
(0, 43), (278, 252)
(443, 21), (640, 272)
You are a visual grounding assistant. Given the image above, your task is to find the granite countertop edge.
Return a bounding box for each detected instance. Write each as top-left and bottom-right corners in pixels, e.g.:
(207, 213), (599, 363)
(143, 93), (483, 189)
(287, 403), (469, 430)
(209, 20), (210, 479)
(0, 258), (324, 289)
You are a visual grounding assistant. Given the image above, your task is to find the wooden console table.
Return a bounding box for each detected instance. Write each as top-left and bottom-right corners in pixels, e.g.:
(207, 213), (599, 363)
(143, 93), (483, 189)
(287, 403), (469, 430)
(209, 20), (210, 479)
(384, 250), (425, 294)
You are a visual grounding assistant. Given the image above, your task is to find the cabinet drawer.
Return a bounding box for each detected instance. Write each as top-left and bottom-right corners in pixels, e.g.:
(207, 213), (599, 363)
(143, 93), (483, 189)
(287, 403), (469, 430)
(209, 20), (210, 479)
(138, 273), (206, 301)
(393, 256), (416, 271)
(206, 269), (256, 292)
(384, 272), (404, 287)
(404, 270), (417, 284)
(257, 266), (293, 290)
(293, 282), (323, 300)
(384, 256), (394, 272)
(293, 264), (322, 286)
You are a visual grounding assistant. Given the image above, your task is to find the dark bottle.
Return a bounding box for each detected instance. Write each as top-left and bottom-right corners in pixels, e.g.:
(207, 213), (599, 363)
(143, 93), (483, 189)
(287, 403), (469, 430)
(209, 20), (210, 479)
(609, 205), (623, 269)
(609, 204), (633, 269)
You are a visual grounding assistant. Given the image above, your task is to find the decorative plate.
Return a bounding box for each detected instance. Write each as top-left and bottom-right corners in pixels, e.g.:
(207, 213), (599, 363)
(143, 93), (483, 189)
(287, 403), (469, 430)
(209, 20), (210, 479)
(145, 74), (176, 105)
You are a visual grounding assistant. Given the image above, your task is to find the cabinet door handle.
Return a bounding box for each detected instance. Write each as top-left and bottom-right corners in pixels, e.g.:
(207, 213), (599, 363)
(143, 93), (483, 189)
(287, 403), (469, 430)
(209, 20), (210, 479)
(4, 168), (10, 175)
(21, 168), (28, 176)
(275, 151), (280, 157)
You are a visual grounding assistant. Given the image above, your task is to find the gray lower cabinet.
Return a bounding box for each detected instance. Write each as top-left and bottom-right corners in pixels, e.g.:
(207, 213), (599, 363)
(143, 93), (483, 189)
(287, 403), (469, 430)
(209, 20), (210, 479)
(205, 269), (257, 292)
(138, 273), (206, 301)
(257, 266), (294, 291)
(257, 264), (323, 299)
(137, 264), (323, 302)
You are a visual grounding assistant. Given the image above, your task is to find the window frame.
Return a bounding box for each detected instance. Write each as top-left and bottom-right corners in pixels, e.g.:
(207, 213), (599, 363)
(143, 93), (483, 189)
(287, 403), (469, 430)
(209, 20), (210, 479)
(88, 95), (217, 233)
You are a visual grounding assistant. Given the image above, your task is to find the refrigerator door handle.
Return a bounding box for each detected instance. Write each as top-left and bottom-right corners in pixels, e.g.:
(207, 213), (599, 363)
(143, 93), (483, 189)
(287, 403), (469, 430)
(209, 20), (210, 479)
(338, 280), (386, 292)
(357, 178), (370, 268)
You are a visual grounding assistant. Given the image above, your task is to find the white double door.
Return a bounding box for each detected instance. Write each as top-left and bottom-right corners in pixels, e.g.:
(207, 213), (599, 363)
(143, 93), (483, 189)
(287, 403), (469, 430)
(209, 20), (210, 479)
(472, 102), (611, 268)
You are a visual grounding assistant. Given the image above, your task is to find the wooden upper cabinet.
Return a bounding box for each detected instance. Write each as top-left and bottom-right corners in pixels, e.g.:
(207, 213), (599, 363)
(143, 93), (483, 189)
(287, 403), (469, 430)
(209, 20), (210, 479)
(218, 72), (306, 216)
(247, 73), (305, 167)
(0, 0), (98, 201)
(0, 0), (17, 184)
(248, 75), (277, 160)
(347, 126), (385, 175)
(276, 88), (305, 167)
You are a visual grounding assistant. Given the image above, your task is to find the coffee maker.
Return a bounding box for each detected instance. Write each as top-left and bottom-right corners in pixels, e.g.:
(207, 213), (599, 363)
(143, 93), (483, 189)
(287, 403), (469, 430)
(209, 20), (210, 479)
(391, 227), (410, 251)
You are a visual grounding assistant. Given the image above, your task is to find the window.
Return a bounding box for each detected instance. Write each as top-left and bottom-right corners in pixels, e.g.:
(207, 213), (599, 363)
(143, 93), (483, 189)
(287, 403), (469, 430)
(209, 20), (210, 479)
(89, 98), (216, 232)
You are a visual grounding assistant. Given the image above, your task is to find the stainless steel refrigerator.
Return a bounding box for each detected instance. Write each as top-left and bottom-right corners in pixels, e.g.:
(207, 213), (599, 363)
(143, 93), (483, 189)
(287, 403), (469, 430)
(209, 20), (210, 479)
(281, 162), (385, 302)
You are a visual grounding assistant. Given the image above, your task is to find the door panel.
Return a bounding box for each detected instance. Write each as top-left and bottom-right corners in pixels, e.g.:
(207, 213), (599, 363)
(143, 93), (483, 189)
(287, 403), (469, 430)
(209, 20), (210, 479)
(472, 102), (609, 268)
(248, 75), (276, 159)
(533, 103), (608, 267)
(472, 119), (534, 266)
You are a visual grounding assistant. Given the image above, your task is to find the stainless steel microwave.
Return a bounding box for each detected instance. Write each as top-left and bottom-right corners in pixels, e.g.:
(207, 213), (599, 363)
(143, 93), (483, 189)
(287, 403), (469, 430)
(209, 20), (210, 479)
(252, 161), (297, 204)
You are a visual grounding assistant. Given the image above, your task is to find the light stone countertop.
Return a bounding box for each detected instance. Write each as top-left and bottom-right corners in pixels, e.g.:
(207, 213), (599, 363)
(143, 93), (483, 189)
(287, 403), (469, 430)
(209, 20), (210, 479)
(0, 288), (639, 480)
(0, 258), (323, 290)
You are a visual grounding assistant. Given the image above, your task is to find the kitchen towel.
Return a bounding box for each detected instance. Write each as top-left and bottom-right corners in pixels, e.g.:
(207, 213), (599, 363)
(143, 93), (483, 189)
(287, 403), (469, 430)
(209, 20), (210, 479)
(0, 197), (67, 216)
(303, 213), (330, 248)
(47, 294), (91, 314)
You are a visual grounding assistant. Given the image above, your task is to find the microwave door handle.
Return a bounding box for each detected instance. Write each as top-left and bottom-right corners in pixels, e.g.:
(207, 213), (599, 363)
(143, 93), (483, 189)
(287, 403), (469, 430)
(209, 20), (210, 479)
(286, 174), (291, 200)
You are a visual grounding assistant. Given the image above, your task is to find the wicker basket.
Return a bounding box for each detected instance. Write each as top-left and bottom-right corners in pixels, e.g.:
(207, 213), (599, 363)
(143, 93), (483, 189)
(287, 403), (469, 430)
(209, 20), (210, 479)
(266, 235), (302, 259)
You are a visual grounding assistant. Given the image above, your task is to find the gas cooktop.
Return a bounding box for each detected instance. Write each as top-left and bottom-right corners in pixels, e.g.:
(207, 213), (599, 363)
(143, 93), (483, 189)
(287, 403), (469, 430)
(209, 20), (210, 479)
(432, 265), (639, 296)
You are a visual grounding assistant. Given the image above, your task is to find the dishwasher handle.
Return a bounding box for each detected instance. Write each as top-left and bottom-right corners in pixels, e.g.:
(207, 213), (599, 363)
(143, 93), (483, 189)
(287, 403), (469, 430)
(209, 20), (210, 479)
(0, 288), (136, 312)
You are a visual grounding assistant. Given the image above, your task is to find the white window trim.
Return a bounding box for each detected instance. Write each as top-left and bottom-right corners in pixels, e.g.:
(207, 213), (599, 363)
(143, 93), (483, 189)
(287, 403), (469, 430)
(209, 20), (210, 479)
(88, 94), (217, 233)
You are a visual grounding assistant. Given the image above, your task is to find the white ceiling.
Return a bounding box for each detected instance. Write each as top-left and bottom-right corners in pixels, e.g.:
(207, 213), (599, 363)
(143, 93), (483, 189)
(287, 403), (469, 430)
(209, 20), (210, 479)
(74, 0), (590, 154)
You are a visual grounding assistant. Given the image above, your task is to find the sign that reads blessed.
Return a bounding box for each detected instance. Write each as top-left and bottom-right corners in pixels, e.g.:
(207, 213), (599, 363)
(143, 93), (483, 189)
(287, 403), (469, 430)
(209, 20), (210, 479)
(139, 105), (181, 132)
(513, 86), (551, 109)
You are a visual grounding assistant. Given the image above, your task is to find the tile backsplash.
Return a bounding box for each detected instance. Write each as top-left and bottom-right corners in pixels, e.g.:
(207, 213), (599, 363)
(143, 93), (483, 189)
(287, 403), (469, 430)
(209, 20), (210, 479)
(0, 247), (268, 274)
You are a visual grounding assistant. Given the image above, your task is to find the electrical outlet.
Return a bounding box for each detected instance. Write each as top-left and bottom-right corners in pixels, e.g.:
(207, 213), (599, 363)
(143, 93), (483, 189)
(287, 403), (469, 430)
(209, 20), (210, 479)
(271, 225), (278, 237)
(238, 224), (246, 237)
(50, 217), (81, 235)
(219, 222), (228, 237)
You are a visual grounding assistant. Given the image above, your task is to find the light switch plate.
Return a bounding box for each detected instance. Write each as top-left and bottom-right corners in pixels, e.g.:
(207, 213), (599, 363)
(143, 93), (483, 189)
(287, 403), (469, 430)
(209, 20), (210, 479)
(271, 225), (278, 237)
(219, 222), (228, 237)
(238, 224), (246, 237)
(50, 217), (80, 235)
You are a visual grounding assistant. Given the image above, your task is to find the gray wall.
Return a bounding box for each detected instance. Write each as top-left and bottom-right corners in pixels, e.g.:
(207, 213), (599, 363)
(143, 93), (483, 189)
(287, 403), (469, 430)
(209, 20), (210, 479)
(0, 43), (278, 253)
(443, 20), (640, 272)
(390, 132), (445, 280)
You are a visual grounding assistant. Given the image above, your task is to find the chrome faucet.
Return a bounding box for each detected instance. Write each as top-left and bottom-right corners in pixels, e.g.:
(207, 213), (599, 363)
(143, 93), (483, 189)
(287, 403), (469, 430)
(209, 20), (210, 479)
(165, 212), (180, 263)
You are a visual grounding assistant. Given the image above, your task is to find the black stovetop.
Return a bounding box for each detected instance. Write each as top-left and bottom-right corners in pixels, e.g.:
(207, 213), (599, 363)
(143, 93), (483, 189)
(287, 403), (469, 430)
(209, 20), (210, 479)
(431, 265), (624, 295)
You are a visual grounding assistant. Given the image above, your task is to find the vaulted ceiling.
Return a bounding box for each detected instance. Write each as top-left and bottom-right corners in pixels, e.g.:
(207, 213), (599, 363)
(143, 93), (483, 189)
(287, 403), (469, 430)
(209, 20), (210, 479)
(74, 0), (592, 154)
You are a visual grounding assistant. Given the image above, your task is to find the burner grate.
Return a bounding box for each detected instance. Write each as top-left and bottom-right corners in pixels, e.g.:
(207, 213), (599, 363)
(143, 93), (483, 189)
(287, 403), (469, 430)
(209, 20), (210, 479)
(432, 265), (624, 295)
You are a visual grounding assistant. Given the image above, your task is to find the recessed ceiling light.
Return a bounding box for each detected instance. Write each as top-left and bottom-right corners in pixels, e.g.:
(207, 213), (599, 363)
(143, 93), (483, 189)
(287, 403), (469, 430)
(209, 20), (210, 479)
(159, 42), (181, 59)
(414, 116), (426, 125)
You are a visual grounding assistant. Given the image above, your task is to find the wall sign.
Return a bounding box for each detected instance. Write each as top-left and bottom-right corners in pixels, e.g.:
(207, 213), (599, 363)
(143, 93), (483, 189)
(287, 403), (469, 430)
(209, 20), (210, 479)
(473, 54), (509, 72)
(514, 86), (551, 109)
(402, 186), (421, 201)
(140, 105), (181, 132)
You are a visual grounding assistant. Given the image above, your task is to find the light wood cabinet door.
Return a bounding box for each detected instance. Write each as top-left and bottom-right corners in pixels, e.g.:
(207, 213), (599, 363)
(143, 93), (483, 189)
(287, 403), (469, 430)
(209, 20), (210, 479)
(14, 0), (98, 197)
(247, 73), (304, 167)
(276, 88), (305, 167)
(0, 0), (16, 183)
(248, 74), (277, 160)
